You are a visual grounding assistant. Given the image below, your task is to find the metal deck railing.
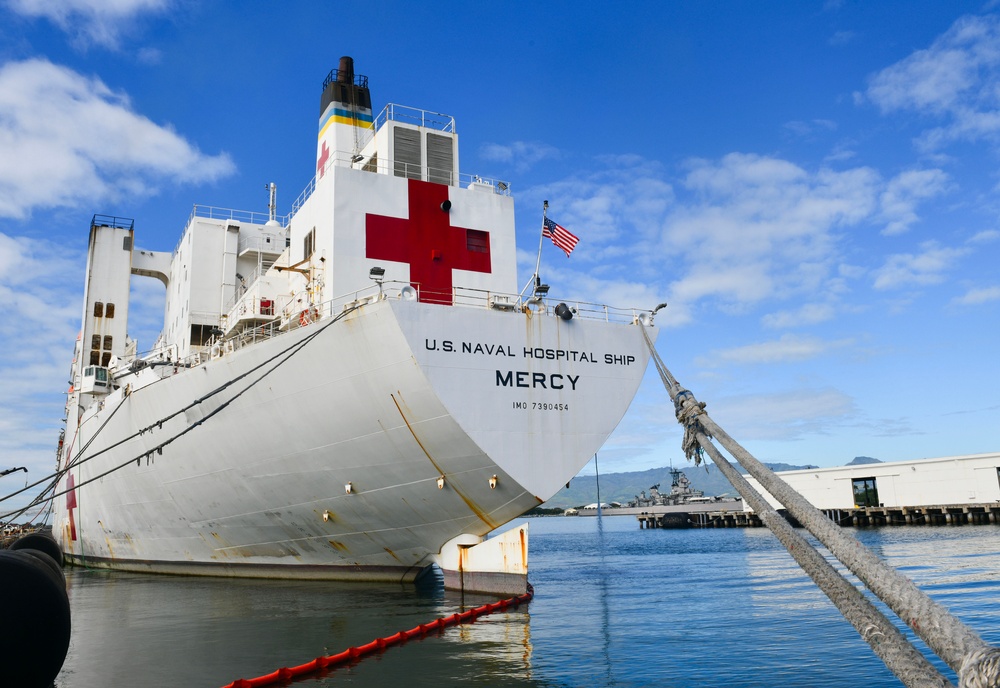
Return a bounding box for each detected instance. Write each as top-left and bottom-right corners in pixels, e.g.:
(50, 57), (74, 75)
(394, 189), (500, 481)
(128, 282), (650, 378)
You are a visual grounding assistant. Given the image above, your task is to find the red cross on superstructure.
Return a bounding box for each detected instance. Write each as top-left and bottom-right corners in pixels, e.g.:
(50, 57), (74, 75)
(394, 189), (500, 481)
(366, 179), (491, 305)
(317, 141), (330, 178)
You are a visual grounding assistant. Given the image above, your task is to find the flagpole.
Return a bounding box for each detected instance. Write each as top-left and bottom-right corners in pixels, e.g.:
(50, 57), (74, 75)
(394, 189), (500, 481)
(521, 199), (548, 298)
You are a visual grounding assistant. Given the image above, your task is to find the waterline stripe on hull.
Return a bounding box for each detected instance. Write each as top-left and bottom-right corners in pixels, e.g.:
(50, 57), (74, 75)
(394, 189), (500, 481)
(63, 553), (426, 583)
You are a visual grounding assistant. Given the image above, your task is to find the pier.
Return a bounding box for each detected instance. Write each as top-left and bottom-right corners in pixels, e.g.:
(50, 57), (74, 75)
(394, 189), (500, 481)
(638, 503), (1000, 529)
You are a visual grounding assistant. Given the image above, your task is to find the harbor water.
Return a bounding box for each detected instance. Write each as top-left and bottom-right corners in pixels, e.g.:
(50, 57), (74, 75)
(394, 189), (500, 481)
(54, 516), (1000, 687)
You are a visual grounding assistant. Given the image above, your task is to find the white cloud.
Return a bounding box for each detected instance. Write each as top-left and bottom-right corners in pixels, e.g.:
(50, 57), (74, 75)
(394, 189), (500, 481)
(0, 231), (84, 500)
(700, 334), (849, 366)
(6, 0), (173, 48)
(953, 285), (1000, 305)
(878, 168), (950, 235)
(969, 229), (1000, 243)
(0, 58), (235, 219)
(783, 119), (838, 138)
(829, 30), (857, 46)
(532, 157), (674, 248)
(661, 153), (879, 309)
(523, 148), (971, 330)
(761, 303), (836, 329)
(865, 14), (1000, 150)
(709, 388), (857, 441)
(872, 241), (968, 290)
(479, 141), (560, 172)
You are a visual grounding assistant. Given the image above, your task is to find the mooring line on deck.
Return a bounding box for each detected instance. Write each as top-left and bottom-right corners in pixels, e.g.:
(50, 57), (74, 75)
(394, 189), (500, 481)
(640, 326), (1000, 688)
(1, 303), (364, 526)
(219, 584), (533, 688)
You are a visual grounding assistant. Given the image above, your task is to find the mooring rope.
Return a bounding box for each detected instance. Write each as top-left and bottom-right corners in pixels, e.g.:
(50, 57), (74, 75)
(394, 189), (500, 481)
(0, 305), (361, 524)
(219, 585), (533, 688)
(687, 425), (952, 687)
(640, 326), (1000, 687)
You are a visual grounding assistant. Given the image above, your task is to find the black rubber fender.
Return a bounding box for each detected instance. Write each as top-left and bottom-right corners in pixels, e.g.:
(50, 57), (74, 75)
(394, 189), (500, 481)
(660, 512), (690, 529)
(10, 531), (64, 566)
(0, 550), (72, 688)
(15, 547), (67, 593)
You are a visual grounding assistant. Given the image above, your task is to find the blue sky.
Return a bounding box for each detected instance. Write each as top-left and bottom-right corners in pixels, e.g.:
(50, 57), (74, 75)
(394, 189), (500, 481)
(1, 1), (999, 512)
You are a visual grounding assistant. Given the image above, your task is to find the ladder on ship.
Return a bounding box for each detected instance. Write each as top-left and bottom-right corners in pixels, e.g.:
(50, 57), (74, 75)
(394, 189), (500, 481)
(641, 328), (999, 688)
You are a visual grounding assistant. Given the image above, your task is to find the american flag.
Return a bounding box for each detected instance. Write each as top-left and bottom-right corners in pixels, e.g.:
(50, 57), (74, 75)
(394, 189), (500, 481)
(542, 217), (579, 257)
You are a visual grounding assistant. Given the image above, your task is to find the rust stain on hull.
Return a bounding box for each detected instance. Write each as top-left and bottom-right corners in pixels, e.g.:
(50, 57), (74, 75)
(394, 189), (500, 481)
(390, 392), (499, 530)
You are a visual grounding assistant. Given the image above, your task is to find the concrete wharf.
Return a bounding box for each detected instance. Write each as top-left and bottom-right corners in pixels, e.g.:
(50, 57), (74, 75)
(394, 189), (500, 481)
(637, 502), (1000, 529)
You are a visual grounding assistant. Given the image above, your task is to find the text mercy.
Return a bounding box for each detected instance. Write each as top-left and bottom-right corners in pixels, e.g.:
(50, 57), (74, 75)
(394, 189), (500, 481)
(496, 370), (580, 390)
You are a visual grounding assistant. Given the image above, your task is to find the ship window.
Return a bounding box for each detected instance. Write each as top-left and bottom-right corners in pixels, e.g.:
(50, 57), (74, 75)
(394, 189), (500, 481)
(304, 227), (315, 258)
(91, 335), (101, 350)
(90, 351), (100, 366)
(101, 352), (112, 367)
(852, 477), (880, 508)
(106, 303), (115, 318)
(466, 229), (489, 253)
(94, 302), (104, 317)
(103, 335), (113, 350)
(123, 236), (132, 251)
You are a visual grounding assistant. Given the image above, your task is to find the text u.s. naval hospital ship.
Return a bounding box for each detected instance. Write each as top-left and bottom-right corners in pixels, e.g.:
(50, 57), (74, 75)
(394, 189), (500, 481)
(53, 57), (657, 594)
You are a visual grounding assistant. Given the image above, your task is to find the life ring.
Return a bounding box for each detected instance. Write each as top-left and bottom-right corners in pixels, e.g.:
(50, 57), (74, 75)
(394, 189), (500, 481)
(299, 307), (318, 326)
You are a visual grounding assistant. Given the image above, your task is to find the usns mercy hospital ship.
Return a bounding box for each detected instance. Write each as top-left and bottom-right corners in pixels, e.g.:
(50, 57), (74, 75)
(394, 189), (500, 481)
(53, 57), (656, 594)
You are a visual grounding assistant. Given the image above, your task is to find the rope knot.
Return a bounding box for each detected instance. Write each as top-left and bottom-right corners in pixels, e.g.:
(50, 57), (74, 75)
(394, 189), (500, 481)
(673, 388), (711, 465)
(959, 647), (1000, 688)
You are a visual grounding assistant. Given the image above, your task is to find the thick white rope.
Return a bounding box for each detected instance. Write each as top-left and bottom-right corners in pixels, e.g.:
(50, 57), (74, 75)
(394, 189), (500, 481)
(690, 425), (953, 688)
(640, 327), (999, 687)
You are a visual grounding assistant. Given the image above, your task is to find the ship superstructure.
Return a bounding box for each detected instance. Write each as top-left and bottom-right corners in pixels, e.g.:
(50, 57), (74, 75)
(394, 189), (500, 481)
(54, 57), (657, 593)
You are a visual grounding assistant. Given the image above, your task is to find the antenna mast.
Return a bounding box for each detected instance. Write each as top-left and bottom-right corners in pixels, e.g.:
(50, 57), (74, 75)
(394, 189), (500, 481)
(267, 183), (277, 222)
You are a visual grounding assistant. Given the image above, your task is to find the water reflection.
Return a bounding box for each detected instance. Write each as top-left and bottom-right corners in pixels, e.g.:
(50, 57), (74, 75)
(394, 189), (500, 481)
(54, 519), (1000, 688)
(58, 569), (537, 688)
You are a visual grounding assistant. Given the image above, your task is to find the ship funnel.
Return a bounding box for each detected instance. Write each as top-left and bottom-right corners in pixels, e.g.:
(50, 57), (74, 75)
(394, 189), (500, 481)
(337, 56), (354, 84)
(319, 56), (371, 117)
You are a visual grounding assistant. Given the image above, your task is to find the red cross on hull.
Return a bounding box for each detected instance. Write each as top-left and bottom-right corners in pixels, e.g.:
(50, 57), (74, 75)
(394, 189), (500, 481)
(66, 473), (78, 541)
(366, 179), (491, 305)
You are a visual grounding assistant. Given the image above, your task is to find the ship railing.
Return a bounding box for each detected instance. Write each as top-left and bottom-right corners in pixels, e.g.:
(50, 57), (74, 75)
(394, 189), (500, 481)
(374, 103), (456, 133)
(221, 264), (267, 313)
(173, 206), (290, 256)
(189, 205), (289, 228)
(237, 234), (285, 257)
(294, 151), (512, 216)
(131, 282), (649, 375)
(447, 286), (646, 324)
(304, 282), (645, 326)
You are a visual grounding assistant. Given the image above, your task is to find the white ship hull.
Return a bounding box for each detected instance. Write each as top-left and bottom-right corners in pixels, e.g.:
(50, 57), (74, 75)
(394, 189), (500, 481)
(54, 297), (653, 581)
(46, 59), (660, 592)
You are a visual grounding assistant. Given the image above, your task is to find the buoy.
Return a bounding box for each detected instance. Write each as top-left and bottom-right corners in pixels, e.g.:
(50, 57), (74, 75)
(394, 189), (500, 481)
(0, 533), (71, 688)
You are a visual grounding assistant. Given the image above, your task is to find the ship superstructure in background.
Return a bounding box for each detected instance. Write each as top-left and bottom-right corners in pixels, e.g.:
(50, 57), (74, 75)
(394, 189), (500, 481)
(628, 469), (719, 508)
(53, 57), (657, 594)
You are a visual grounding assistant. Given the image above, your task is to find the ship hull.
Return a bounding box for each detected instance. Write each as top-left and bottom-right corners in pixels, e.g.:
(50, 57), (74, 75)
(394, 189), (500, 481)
(54, 297), (653, 581)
